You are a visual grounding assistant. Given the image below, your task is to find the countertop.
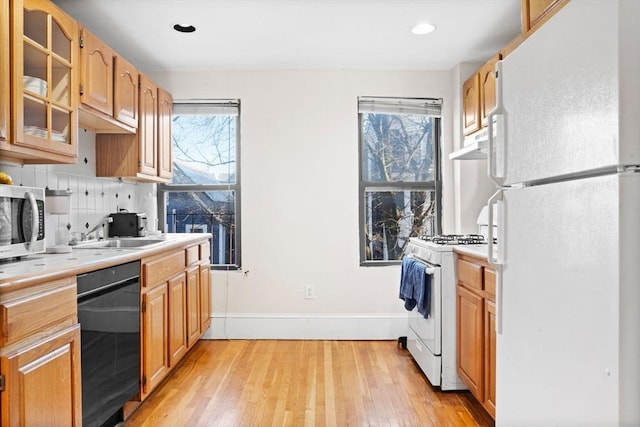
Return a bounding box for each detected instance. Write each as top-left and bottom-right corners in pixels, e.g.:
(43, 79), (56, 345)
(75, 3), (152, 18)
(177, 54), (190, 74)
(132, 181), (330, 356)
(453, 244), (490, 261)
(0, 233), (211, 287)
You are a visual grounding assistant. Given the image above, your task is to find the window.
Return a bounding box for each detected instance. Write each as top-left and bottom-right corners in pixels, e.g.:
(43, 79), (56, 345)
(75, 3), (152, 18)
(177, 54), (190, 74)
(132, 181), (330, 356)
(159, 100), (241, 269)
(358, 97), (442, 265)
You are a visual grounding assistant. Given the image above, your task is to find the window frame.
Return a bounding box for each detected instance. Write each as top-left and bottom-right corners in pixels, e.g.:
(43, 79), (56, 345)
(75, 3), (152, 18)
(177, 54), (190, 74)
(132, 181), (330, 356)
(158, 100), (242, 270)
(358, 97), (442, 266)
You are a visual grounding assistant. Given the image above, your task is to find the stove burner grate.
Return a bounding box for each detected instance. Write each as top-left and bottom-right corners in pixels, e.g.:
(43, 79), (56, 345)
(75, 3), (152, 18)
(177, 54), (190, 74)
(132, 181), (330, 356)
(420, 234), (488, 245)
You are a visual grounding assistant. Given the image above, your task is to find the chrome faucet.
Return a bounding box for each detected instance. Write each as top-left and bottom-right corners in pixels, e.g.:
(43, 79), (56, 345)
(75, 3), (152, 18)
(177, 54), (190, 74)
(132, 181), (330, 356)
(86, 215), (113, 240)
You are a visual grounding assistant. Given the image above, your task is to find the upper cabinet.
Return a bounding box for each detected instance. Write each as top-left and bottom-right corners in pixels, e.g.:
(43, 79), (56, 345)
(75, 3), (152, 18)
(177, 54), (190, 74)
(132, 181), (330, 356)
(462, 73), (480, 136)
(157, 87), (173, 180)
(462, 53), (502, 137)
(479, 54), (500, 129)
(114, 55), (139, 129)
(4, 0), (78, 164)
(78, 26), (137, 134)
(521, 0), (570, 35)
(0, 0), (8, 145)
(96, 74), (172, 182)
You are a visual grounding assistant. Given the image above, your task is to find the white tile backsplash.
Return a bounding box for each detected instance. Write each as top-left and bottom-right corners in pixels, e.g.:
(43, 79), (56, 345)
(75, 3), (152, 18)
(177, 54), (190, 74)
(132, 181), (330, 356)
(0, 131), (156, 246)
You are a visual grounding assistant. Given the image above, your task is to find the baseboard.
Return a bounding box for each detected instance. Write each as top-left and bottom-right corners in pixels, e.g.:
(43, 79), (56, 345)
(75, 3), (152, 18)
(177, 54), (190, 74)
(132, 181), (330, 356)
(201, 313), (409, 340)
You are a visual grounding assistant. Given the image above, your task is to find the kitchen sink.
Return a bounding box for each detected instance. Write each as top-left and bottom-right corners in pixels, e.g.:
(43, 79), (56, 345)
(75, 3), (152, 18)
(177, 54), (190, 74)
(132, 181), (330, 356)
(72, 238), (166, 249)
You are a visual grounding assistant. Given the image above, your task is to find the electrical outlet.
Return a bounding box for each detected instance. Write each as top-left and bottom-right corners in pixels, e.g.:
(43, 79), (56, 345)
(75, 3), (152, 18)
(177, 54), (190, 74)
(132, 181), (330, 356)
(304, 284), (314, 300)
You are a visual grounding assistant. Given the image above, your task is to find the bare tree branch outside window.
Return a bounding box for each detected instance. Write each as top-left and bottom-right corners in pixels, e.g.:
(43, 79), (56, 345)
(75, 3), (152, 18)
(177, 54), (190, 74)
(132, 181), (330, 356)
(360, 103), (440, 264)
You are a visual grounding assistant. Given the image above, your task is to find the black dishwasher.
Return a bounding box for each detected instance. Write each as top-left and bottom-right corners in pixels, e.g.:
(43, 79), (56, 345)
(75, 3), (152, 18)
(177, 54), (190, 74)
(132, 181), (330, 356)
(77, 261), (141, 427)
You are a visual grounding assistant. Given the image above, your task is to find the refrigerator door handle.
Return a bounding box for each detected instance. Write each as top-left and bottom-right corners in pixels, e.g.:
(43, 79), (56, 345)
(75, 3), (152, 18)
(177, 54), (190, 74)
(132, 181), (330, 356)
(487, 189), (504, 334)
(487, 61), (506, 187)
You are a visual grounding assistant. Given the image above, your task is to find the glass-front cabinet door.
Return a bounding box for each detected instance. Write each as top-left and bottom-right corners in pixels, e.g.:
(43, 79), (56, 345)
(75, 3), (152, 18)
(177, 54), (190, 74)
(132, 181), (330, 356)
(10, 0), (78, 162)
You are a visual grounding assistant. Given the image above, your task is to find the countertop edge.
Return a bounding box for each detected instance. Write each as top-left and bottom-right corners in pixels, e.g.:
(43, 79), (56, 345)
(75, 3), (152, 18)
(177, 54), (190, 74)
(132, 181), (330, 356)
(0, 234), (211, 290)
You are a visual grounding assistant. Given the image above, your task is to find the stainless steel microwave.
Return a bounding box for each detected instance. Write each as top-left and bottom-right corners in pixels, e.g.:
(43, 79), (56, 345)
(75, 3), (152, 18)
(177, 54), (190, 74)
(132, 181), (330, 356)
(0, 184), (45, 259)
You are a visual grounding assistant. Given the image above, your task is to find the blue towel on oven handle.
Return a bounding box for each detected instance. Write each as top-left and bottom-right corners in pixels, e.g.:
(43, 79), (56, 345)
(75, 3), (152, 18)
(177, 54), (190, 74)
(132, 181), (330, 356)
(399, 256), (431, 318)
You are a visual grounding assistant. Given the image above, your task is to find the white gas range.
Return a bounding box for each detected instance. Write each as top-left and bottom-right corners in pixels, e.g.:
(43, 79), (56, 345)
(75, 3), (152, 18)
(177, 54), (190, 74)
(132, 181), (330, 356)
(403, 234), (488, 391)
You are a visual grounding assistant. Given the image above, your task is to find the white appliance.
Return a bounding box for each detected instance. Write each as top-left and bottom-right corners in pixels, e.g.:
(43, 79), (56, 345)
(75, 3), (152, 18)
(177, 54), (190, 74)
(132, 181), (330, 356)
(486, 1), (640, 425)
(403, 237), (474, 391)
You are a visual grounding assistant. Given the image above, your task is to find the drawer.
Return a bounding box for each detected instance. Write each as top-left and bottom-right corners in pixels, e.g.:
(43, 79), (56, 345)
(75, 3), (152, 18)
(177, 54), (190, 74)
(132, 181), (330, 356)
(186, 245), (199, 266)
(484, 269), (496, 300)
(457, 259), (483, 291)
(143, 250), (186, 287)
(0, 277), (77, 346)
(199, 242), (210, 262)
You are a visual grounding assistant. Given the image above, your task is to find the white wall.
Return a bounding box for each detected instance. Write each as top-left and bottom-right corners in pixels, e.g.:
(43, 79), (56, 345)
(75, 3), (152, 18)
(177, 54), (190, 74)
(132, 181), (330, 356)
(150, 70), (453, 339)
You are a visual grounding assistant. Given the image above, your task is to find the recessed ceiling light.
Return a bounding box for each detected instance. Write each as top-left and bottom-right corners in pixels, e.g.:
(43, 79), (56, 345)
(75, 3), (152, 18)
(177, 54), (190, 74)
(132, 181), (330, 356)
(411, 23), (436, 35)
(173, 24), (196, 33)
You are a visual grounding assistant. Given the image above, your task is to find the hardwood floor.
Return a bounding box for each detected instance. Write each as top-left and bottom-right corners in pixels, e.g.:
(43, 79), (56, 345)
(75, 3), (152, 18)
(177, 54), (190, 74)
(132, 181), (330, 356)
(125, 340), (494, 427)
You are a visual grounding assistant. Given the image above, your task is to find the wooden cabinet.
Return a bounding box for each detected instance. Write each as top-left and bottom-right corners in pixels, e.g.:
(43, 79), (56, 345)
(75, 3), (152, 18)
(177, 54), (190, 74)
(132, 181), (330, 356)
(79, 27), (113, 117)
(462, 53), (501, 136)
(1, 325), (82, 427)
(142, 281), (169, 398)
(0, 275), (81, 426)
(77, 26), (137, 134)
(479, 54), (500, 128)
(186, 266), (201, 346)
(462, 73), (480, 136)
(167, 272), (187, 368)
(96, 74), (173, 182)
(3, 0), (78, 164)
(200, 264), (212, 333)
(114, 55), (138, 129)
(521, 0), (569, 35)
(139, 239), (211, 398)
(0, 0), (8, 145)
(455, 253), (496, 418)
(158, 87), (173, 180)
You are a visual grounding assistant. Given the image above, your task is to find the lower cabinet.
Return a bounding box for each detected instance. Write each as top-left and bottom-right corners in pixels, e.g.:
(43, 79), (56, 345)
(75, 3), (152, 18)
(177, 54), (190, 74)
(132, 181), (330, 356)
(140, 239), (212, 400)
(168, 272), (188, 368)
(142, 282), (169, 398)
(456, 253), (496, 418)
(1, 324), (82, 427)
(186, 266), (201, 347)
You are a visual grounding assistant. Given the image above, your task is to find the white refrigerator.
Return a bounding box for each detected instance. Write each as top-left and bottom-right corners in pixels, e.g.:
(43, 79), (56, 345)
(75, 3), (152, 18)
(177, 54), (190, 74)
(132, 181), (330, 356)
(486, 1), (640, 425)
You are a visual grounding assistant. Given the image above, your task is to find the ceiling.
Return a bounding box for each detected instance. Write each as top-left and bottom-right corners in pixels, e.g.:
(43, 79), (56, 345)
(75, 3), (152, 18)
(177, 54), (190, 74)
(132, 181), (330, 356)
(52, 0), (522, 73)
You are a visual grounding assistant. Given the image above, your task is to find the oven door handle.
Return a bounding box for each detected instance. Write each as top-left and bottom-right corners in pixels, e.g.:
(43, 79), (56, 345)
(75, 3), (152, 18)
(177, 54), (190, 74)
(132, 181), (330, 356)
(425, 266), (436, 275)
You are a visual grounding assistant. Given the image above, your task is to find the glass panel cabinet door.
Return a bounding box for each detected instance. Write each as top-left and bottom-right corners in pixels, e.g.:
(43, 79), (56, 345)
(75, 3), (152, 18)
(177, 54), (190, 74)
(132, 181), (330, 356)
(11, 0), (77, 161)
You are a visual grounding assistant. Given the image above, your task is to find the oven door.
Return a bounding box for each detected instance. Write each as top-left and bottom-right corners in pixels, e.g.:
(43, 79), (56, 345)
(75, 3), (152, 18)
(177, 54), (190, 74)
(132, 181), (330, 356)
(407, 261), (442, 356)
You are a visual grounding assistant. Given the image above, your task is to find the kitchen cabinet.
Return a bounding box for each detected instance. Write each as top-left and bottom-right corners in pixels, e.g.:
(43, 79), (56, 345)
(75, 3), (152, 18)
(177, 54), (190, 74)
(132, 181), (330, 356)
(456, 253), (496, 418)
(462, 53), (502, 136)
(186, 266), (201, 346)
(200, 264), (212, 333)
(142, 281), (169, 398)
(0, 0), (8, 145)
(4, 0), (78, 164)
(139, 240), (211, 398)
(79, 26), (113, 117)
(479, 54), (501, 128)
(77, 26), (137, 134)
(168, 272), (188, 368)
(521, 0), (570, 35)
(158, 87), (173, 180)
(0, 275), (81, 426)
(96, 74), (173, 182)
(462, 73), (480, 136)
(114, 55), (139, 129)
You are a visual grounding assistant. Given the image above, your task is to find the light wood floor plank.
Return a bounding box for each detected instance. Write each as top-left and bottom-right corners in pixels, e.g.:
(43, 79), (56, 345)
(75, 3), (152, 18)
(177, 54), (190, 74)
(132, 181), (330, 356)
(125, 340), (494, 427)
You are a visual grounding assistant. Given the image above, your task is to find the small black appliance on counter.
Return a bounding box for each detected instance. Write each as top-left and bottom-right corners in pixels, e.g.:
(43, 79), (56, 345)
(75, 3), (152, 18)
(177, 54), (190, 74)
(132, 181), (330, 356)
(108, 211), (148, 237)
